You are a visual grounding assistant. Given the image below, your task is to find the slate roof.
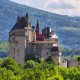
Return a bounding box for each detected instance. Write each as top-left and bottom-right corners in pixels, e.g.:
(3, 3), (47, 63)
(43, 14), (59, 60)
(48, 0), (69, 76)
(11, 14), (29, 32)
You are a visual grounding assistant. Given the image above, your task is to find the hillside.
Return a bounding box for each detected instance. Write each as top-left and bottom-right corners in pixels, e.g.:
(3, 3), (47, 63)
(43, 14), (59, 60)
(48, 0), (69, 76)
(0, 0), (80, 49)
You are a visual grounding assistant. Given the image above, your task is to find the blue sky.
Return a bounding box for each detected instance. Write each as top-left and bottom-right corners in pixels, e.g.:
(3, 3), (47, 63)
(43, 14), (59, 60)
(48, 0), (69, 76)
(10, 0), (80, 16)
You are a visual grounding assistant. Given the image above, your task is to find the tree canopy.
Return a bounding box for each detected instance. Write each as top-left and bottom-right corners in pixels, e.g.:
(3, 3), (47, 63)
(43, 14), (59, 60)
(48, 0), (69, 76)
(0, 57), (80, 80)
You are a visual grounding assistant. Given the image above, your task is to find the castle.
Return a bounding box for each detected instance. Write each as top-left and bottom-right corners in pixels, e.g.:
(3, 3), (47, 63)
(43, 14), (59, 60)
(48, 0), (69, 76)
(9, 13), (61, 64)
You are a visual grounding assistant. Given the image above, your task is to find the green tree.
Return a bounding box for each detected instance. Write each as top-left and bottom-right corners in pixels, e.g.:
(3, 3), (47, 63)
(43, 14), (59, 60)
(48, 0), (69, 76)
(59, 67), (69, 80)
(1, 57), (21, 75)
(24, 60), (39, 69)
(77, 56), (80, 67)
(47, 75), (63, 80)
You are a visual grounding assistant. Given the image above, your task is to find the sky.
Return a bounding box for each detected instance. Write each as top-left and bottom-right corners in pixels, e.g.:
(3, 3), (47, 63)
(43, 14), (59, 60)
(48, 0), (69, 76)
(10, 0), (80, 16)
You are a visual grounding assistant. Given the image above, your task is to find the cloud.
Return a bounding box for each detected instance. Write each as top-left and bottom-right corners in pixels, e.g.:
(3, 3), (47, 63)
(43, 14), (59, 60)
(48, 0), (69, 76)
(10, 0), (80, 16)
(10, 0), (46, 9)
(47, 2), (75, 9)
(44, 0), (79, 9)
(44, 0), (80, 16)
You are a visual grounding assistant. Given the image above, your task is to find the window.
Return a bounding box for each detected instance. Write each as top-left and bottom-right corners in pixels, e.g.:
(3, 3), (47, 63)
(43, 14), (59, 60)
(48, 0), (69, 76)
(18, 49), (19, 56)
(55, 39), (58, 42)
(15, 41), (18, 47)
(13, 36), (15, 41)
(51, 47), (58, 51)
(13, 48), (15, 54)
(47, 52), (48, 54)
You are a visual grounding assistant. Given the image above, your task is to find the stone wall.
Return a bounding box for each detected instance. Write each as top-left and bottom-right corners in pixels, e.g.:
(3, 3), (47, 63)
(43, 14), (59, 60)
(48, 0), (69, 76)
(9, 35), (26, 64)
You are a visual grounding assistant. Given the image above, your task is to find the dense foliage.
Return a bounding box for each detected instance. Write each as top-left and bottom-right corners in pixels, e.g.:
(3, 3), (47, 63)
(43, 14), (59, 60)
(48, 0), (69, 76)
(0, 57), (80, 80)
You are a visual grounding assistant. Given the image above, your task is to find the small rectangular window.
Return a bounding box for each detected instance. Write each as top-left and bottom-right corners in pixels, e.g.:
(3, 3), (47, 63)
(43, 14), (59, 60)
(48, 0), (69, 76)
(18, 49), (19, 56)
(14, 48), (15, 54)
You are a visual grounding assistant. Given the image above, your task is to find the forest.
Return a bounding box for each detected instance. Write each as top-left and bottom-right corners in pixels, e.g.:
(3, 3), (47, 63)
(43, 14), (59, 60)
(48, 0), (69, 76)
(0, 57), (80, 80)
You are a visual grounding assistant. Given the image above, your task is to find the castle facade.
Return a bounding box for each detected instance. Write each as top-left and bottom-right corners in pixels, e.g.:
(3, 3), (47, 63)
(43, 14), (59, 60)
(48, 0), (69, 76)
(9, 14), (61, 64)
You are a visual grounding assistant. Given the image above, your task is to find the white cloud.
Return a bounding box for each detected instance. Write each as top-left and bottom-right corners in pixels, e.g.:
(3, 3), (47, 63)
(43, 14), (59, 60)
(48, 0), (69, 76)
(47, 2), (75, 9)
(10, 0), (46, 9)
(10, 0), (80, 16)
(44, 0), (80, 8)
(44, 0), (80, 16)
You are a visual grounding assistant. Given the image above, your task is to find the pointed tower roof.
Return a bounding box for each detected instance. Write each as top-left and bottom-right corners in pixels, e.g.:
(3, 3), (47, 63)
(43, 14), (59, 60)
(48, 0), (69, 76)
(36, 20), (40, 34)
(26, 13), (29, 27)
(36, 20), (40, 28)
(11, 14), (30, 31)
(26, 13), (29, 18)
(17, 15), (20, 21)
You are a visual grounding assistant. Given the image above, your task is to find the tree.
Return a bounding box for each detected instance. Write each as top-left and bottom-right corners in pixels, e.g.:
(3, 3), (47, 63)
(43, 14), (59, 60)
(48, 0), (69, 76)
(1, 57), (21, 75)
(24, 60), (39, 69)
(47, 75), (63, 80)
(77, 56), (80, 67)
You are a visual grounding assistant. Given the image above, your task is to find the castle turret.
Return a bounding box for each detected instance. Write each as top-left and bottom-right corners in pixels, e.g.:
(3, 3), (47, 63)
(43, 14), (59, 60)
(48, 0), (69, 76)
(36, 20), (40, 35)
(9, 14), (36, 64)
(17, 15), (20, 29)
(36, 20), (41, 40)
(17, 15), (20, 21)
(26, 13), (30, 27)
